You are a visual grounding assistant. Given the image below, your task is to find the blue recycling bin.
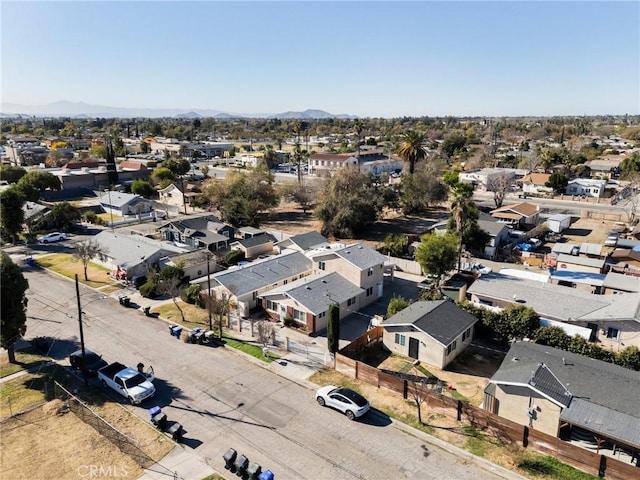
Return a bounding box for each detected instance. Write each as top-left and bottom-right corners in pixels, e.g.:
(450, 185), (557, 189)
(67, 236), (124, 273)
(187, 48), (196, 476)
(149, 406), (162, 421)
(27, 257), (35, 267)
(171, 326), (183, 338)
(258, 470), (274, 480)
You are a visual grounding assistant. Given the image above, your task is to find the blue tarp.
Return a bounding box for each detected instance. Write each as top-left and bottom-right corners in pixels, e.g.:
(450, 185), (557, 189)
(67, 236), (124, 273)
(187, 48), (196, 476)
(517, 243), (532, 252)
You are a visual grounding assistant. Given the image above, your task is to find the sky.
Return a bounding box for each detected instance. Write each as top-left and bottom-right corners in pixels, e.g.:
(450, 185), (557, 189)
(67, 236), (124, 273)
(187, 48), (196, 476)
(1, 1), (639, 117)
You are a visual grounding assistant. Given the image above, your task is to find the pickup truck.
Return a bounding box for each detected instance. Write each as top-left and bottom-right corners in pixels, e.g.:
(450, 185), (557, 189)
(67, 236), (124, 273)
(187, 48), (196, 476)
(97, 362), (155, 405)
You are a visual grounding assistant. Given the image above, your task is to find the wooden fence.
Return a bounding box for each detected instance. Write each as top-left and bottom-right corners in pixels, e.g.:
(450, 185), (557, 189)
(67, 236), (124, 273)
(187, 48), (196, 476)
(335, 335), (638, 479)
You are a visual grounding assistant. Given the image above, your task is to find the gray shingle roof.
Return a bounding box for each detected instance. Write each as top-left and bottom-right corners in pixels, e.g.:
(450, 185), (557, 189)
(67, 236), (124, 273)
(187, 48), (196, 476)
(382, 300), (478, 346)
(467, 274), (607, 321)
(490, 342), (640, 448)
(94, 231), (185, 269)
(279, 231), (329, 251)
(231, 233), (276, 249)
(556, 254), (604, 269)
(333, 243), (387, 270)
(199, 251), (312, 296)
(266, 272), (363, 314)
(99, 191), (144, 208)
(603, 272), (640, 293)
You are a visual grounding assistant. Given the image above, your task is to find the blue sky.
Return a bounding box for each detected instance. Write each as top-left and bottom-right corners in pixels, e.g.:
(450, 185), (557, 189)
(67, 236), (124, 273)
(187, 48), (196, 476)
(2, 1), (639, 117)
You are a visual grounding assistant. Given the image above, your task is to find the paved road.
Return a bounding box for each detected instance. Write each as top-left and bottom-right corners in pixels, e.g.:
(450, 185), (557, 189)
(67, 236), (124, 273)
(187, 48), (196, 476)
(21, 267), (517, 480)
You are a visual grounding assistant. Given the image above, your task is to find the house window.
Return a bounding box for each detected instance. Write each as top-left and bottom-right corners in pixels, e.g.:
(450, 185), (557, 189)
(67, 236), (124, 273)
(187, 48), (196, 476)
(284, 279), (288, 285)
(606, 327), (619, 339)
(318, 311), (325, 318)
(366, 286), (373, 297)
(395, 334), (406, 346)
(462, 327), (471, 341)
(318, 261), (325, 271)
(367, 268), (373, 277)
(347, 297), (356, 306)
(293, 309), (305, 321)
(447, 340), (457, 355)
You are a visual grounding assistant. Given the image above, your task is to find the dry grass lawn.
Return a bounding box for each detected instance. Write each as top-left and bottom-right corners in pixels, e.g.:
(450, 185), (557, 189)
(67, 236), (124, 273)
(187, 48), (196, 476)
(37, 253), (118, 289)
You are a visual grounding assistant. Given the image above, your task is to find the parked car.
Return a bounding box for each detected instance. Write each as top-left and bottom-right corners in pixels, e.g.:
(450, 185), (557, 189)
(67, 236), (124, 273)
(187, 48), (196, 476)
(37, 232), (66, 243)
(69, 349), (108, 376)
(605, 230), (619, 247)
(316, 385), (370, 420)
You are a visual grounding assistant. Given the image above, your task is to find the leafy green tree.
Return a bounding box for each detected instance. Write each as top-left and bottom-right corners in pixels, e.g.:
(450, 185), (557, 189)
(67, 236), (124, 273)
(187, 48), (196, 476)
(140, 141), (151, 154)
(91, 144), (107, 158)
(42, 202), (81, 230)
(500, 305), (539, 340)
(384, 233), (409, 257)
(534, 326), (570, 350)
(545, 172), (569, 193)
(415, 232), (459, 286)
(131, 179), (155, 198)
(315, 168), (383, 238)
(400, 165), (447, 214)
(615, 346), (640, 371)
(181, 284), (204, 307)
(620, 152), (640, 174)
(1, 252), (29, 363)
(441, 134), (466, 158)
(224, 249), (246, 266)
(151, 167), (176, 184)
(397, 130), (427, 175)
(201, 165), (209, 177)
(0, 165), (27, 184)
(16, 171), (61, 201)
(0, 186), (25, 242)
(573, 164), (591, 178)
(327, 303), (340, 354)
(387, 295), (409, 317)
(72, 239), (109, 281)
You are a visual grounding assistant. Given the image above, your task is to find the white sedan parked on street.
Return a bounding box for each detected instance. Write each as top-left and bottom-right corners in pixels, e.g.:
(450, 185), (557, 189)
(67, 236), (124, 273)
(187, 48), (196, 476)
(316, 385), (370, 420)
(37, 232), (66, 244)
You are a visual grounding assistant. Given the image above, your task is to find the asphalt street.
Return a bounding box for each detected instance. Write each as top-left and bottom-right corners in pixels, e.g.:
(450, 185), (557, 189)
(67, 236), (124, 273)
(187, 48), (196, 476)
(20, 266), (518, 480)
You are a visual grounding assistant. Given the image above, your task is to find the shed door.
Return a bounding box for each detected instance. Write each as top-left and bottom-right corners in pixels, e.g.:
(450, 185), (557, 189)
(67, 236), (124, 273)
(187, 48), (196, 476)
(408, 337), (419, 359)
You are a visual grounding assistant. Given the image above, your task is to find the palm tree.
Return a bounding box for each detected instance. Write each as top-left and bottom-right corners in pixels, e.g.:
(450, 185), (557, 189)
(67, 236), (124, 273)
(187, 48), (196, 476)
(449, 182), (475, 270)
(397, 130), (427, 175)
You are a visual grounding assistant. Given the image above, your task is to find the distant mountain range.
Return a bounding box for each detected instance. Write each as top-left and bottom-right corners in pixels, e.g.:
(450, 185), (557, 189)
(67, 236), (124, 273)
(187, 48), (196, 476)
(0, 100), (357, 119)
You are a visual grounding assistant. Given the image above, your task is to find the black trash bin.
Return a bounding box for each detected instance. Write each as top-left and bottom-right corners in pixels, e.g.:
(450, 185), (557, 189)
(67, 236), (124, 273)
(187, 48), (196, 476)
(167, 422), (183, 441)
(153, 413), (167, 431)
(223, 448), (237, 469)
(143, 306), (151, 316)
(189, 327), (203, 343)
(234, 454), (249, 476)
(122, 297), (130, 307)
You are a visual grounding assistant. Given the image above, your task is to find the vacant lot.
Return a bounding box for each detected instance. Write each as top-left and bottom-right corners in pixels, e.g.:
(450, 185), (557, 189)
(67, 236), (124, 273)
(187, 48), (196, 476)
(0, 367), (174, 480)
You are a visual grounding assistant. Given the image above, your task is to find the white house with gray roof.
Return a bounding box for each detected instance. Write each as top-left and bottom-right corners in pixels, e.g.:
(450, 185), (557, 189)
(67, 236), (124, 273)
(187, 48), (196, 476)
(190, 251), (312, 317)
(484, 342), (640, 462)
(274, 230), (330, 254)
(99, 191), (153, 216)
(259, 272), (364, 333)
(307, 243), (388, 301)
(91, 231), (187, 279)
(382, 300), (478, 369)
(467, 274), (640, 350)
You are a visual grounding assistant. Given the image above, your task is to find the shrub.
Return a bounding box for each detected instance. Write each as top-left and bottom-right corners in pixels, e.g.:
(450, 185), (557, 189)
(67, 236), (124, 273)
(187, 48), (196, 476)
(181, 284), (203, 307)
(82, 211), (106, 225)
(224, 249), (245, 266)
(139, 280), (158, 298)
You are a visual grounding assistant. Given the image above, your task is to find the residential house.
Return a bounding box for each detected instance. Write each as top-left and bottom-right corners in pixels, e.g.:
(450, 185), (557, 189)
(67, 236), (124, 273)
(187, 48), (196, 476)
(190, 251), (313, 317)
(157, 183), (200, 211)
(274, 231), (330, 254)
(159, 215), (233, 252)
(308, 149), (401, 177)
(602, 272), (640, 295)
(490, 202), (540, 227)
(484, 342), (640, 461)
(23, 201), (50, 229)
(610, 248), (640, 271)
(458, 168), (528, 191)
(237, 226), (265, 239)
(259, 272), (364, 333)
(99, 191), (153, 217)
(554, 253), (605, 274)
(91, 231), (186, 279)
(381, 300), (478, 369)
(160, 250), (224, 282)
(520, 173), (552, 196)
(229, 233), (276, 259)
(550, 243), (603, 259)
(51, 163), (150, 193)
(467, 274), (640, 349)
(477, 212), (511, 259)
(307, 243), (387, 303)
(565, 179), (606, 198)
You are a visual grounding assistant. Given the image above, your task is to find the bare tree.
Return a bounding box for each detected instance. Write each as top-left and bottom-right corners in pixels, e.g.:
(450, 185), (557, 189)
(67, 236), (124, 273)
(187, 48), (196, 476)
(72, 239), (109, 281)
(621, 173), (640, 225)
(411, 378), (430, 424)
(206, 291), (234, 339)
(486, 172), (514, 208)
(255, 320), (275, 356)
(160, 275), (186, 323)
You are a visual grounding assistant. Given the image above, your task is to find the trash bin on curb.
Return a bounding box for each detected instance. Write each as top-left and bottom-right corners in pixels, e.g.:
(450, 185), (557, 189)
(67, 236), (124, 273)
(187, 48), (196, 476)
(258, 470), (274, 480)
(189, 327), (203, 343)
(169, 325), (177, 335)
(123, 297), (130, 307)
(204, 331), (216, 344)
(223, 448), (237, 469)
(234, 455), (249, 476)
(171, 326), (183, 338)
(143, 306), (151, 316)
(167, 422), (183, 441)
(247, 462), (262, 479)
(149, 406), (161, 421)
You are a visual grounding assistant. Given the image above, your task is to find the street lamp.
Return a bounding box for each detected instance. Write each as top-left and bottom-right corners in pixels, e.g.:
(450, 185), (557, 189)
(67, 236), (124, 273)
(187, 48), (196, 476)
(104, 188), (114, 232)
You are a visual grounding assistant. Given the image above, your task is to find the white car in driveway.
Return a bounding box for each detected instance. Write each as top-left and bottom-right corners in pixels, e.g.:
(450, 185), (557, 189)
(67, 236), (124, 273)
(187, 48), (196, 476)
(37, 232), (66, 244)
(316, 385), (370, 420)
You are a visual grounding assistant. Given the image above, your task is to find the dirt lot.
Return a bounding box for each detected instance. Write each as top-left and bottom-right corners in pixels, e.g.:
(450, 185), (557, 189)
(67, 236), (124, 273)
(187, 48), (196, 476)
(0, 370), (174, 480)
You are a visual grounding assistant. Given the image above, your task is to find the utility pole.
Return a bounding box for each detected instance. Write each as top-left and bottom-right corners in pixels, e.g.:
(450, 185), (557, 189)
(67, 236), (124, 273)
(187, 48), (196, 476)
(75, 274), (88, 386)
(206, 253), (212, 332)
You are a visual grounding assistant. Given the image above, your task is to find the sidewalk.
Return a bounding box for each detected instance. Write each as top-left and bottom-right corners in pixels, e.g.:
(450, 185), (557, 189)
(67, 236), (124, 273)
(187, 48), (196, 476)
(138, 445), (215, 480)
